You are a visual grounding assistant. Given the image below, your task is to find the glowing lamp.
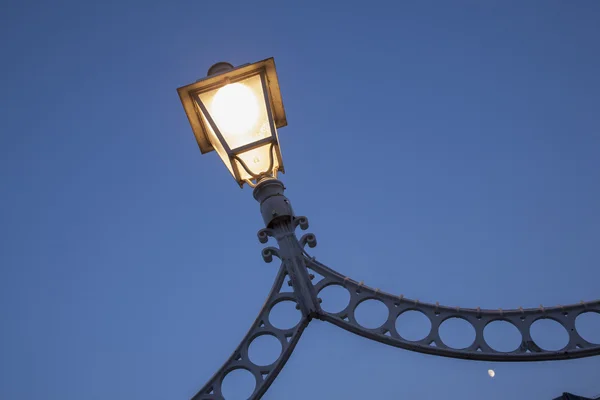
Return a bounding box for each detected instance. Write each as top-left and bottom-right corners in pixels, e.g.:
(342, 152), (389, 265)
(177, 58), (287, 187)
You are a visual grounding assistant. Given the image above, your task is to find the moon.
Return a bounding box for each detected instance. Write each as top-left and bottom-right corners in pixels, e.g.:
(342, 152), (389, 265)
(488, 369), (495, 378)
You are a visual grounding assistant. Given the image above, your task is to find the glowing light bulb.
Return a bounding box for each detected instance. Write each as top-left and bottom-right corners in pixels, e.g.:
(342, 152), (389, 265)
(211, 83), (259, 139)
(488, 369), (495, 378)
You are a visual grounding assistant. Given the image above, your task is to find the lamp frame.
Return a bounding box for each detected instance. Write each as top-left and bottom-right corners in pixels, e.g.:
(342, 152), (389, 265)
(177, 58), (287, 186)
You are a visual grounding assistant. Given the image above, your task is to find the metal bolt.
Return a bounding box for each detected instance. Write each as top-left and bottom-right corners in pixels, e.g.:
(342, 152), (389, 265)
(308, 274), (315, 280)
(287, 280), (293, 287)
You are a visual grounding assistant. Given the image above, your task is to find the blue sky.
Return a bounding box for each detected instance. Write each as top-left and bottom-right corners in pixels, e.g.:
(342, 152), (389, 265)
(1, 1), (600, 399)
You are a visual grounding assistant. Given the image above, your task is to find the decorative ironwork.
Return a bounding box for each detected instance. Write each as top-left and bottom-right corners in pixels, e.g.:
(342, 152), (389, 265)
(234, 142), (277, 185)
(305, 244), (600, 361)
(192, 180), (600, 399)
(191, 264), (309, 400)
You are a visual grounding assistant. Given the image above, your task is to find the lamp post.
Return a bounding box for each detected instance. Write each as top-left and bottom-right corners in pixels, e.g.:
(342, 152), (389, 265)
(177, 58), (600, 400)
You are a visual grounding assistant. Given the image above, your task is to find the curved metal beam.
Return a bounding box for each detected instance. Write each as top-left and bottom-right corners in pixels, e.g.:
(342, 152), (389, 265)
(191, 177), (599, 399)
(302, 243), (600, 361)
(192, 264), (309, 400)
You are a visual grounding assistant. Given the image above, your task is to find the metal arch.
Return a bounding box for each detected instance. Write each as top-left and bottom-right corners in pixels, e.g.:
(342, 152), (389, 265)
(191, 178), (600, 399)
(191, 263), (309, 400)
(301, 235), (600, 361)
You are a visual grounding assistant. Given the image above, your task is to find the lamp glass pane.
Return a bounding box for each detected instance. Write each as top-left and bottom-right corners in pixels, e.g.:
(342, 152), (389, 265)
(198, 74), (273, 151)
(234, 141), (280, 181)
(199, 112), (234, 176)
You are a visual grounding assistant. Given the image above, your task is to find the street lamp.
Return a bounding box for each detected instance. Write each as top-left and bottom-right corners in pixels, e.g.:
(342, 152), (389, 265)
(177, 58), (286, 187)
(177, 58), (600, 400)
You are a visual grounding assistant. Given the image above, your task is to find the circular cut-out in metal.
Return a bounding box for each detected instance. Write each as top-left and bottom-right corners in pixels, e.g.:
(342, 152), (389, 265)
(354, 299), (389, 329)
(439, 317), (476, 349)
(395, 310), (431, 341)
(484, 320), (522, 352)
(221, 368), (256, 400)
(530, 318), (569, 351)
(269, 300), (301, 330)
(248, 334), (282, 366)
(576, 312), (600, 344)
(318, 284), (351, 314)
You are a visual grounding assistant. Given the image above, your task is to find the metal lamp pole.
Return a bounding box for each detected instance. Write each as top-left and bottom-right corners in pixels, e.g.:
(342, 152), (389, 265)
(176, 58), (600, 400)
